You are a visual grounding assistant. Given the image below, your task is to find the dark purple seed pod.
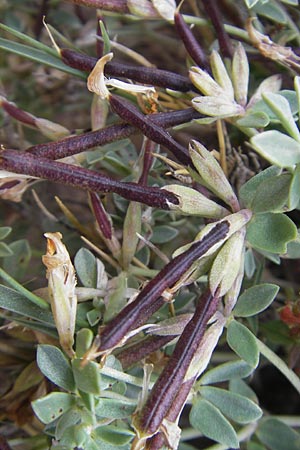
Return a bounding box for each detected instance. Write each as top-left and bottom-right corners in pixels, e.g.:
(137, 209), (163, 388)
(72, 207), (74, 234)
(202, 0), (233, 58)
(65, 0), (129, 13)
(145, 377), (196, 449)
(174, 11), (208, 69)
(117, 334), (176, 369)
(109, 94), (191, 166)
(138, 139), (156, 186)
(1, 99), (36, 127)
(89, 192), (112, 240)
(137, 290), (220, 435)
(0, 149), (179, 210)
(27, 108), (201, 160)
(60, 49), (195, 92)
(97, 221), (229, 353)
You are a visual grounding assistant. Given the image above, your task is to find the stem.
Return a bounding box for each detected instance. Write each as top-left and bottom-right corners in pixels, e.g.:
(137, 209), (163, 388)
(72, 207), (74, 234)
(256, 337), (300, 395)
(0, 267), (50, 310)
(0, 149), (179, 210)
(182, 15), (251, 42)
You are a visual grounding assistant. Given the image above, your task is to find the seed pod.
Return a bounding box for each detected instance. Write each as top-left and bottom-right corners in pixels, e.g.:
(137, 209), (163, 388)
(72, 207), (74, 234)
(174, 11), (207, 69)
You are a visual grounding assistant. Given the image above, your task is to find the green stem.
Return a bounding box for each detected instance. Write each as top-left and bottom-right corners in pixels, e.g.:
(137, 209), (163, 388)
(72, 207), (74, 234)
(100, 366), (155, 389)
(0, 267), (49, 310)
(256, 337), (300, 395)
(182, 15), (250, 42)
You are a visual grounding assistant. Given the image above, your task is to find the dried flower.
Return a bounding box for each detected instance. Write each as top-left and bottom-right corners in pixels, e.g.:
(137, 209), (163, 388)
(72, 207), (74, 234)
(42, 232), (77, 357)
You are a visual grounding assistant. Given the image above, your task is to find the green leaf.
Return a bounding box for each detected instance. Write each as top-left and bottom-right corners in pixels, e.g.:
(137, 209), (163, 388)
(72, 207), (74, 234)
(286, 233), (300, 258)
(229, 378), (258, 402)
(239, 166), (281, 208)
(251, 173), (292, 213)
(256, 418), (300, 450)
(236, 110), (269, 128)
(3, 239), (31, 279)
(0, 242), (14, 257)
(76, 328), (94, 358)
(0, 285), (54, 324)
(200, 360), (254, 385)
(0, 226), (12, 240)
(246, 212), (297, 253)
(288, 164), (300, 209)
(244, 0), (260, 7)
(189, 398), (238, 448)
(37, 345), (75, 391)
(151, 225), (179, 244)
(95, 398), (136, 419)
(233, 284), (279, 317)
(72, 358), (101, 395)
(250, 130), (300, 168)
(262, 92), (300, 141)
(244, 248), (256, 278)
(200, 386), (262, 424)
(103, 273), (127, 323)
(0, 38), (85, 78)
(247, 443), (267, 450)
(122, 202), (141, 268)
(31, 392), (76, 424)
(94, 425), (134, 446)
(55, 409), (82, 440)
(227, 320), (259, 367)
(74, 248), (98, 288)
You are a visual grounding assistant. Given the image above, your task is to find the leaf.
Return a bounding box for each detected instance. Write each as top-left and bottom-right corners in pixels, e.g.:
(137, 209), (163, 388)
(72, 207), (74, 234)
(239, 165), (281, 207)
(55, 409), (82, 440)
(262, 92), (300, 141)
(233, 284), (279, 317)
(94, 425), (134, 446)
(229, 378), (258, 402)
(244, 248), (256, 278)
(251, 173), (292, 213)
(236, 110), (269, 128)
(75, 328), (94, 358)
(227, 320), (259, 367)
(3, 239), (31, 279)
(95, 398), (136, 419)
(0, 38), (85, 78)
(31, 392), (76, 424)
(250, 130), (300, 168)
(256, 418), (300, 450)
(72, 358), (101, 395)
(152, 0), (176, 20)
(189, 398), (238, 448)
(0, 226), (12, 240)
(0, 242), (14, 257)
(151, 225), (179, 244)
(246, 212), (297, 253)
(200, 386), (262, 424)
(200, 360), (254, 385)
(74, 248), (98, 288)
(0, 285), (54, 325)
(37, 345), (75, 391)
(288, 164), (300, 209)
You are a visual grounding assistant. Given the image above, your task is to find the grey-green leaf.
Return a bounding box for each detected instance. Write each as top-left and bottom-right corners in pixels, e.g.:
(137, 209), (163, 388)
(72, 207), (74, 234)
(262, 92), (300, 141)
(227, 320), (259, 367)
(200, 386), (262, 424)
(151, 225), (179, 244)
(31, 392), (76, 424)
(72, 358), (101, 395)
(189, 398), (238, 448)
(95, 398), (136, 419)
(246, 212), (297, 253)
(74, 248), (98, 288)
(200, 360), (254, 385)
(256, 418), (300, 450)
(251, 130), (300, 168)
(37, 345), (75, 391)
(233, 283), (279, 317)
(251, 173), (292, 213)
(0, 226), (12, 240)
(239, 166), (281, 208)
